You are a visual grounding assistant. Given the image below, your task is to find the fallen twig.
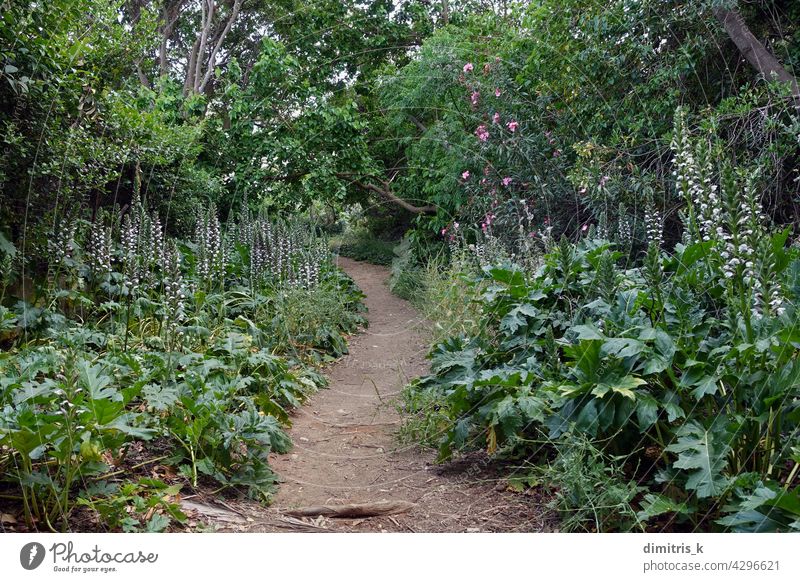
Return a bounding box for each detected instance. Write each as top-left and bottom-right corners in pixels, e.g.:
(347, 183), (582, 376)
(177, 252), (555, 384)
(284, 500), (416, 519)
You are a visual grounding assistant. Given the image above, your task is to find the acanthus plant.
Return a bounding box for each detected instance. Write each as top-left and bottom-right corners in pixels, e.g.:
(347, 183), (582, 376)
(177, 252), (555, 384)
(407, 108), (800, 532)
(0, 200), (365, 530)
(193, 203), (225, 289)
(238, 204), (330, 290)
(671, 110), (788, 332)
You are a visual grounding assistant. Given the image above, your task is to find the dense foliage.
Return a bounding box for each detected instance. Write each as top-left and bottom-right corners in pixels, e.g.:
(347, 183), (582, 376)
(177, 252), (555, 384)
(3, 0), (800, 533)
(0, 199), (365, 530)
(404, 115), (800, 531)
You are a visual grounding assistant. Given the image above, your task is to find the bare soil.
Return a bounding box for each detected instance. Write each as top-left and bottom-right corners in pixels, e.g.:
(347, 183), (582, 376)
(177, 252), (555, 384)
(190, 258), (553, 532)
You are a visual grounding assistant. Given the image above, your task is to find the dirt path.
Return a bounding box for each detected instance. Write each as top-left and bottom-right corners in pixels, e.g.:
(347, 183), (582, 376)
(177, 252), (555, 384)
(198, 258), (550, 532)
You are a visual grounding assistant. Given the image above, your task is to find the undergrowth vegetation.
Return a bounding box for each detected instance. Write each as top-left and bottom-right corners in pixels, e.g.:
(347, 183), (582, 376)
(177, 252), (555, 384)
(0, 199), (365, 531)
(332, 227), (398, 267)
(402, 113), (800, 532)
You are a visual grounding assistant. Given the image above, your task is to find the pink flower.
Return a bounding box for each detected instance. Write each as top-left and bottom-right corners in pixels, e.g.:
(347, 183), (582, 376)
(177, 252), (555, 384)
(475, 124), (489, 142)
(507, 120), (519, 132)
(453, 222), (460, 229)
(492, 112), (500, 124)
(441, 227), (448, 236)
(463, 62), (474, 73)
(462, 170), (470, 180)
(553, 149), (561, 157)
(502, 177), (512, 187)
(470, 91), (480, 106)
(581, 224), (588, 232)
(495, 88), (501, 97)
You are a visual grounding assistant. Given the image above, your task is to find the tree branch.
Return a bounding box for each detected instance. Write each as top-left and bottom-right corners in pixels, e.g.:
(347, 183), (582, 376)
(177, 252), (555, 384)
(713, 8), (799, 100)
(198, 0), (242, 94)
(160, 1), (186, 76)
(193, 0), (215, 93)
(135, 58), (151, 88)
(247, 169), (438, 215)
(184, 34), (201, 93)
(352, 179), (437, 215)
(407, 114), (427, 133)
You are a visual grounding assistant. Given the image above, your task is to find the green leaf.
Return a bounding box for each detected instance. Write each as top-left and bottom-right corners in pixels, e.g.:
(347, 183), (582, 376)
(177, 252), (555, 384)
(429, 346), (478, 375)
(104, 414), (155, 440)
(0, 231), (16, 257)
(500, 304), (536, 334)
(78, 361), (116, 401)
(601, 338), (646, 359)
(86, 399), (124, 426)
(636, 394), (659, 429)
(572, 324), (604, 340)
(662, 391), (686, 422)
(653, 330), (676, 360)
(691, 376), (718, 400)
(675, 241), (714, 274)
(142, 383), (179, 412)
(642, 355), (669, 375)
(666, 420), (731, 498)
(637, 493), (692, 523)
(593, 375), (646, 400)
(145, 512), (170, 532)
(638, 327), (658, 341)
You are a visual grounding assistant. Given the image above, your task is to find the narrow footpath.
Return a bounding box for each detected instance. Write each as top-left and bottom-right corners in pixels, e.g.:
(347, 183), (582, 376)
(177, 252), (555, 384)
(196, 257), (550, 532)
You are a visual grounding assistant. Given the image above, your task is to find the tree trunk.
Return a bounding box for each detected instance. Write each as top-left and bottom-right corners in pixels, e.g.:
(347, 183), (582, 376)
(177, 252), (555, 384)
(184, 35), (201, 94)
(713, 8), (799, 100)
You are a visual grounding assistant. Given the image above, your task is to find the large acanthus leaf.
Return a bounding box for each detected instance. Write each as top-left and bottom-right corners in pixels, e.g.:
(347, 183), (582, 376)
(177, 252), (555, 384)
(0, 230), (16, 257)
(142, 383), (180, 412)
(591, 375), (647, 400)
(600, 337), (646, 359)
(429, 346), (479, 377)
(571, 324), (605, 340)
(665, 420), (731, 498)
(499, 303), (537, 335)
(635, 393), (659, 429)
(636, 493), (694, 523)
(77, 361), (118, 401)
